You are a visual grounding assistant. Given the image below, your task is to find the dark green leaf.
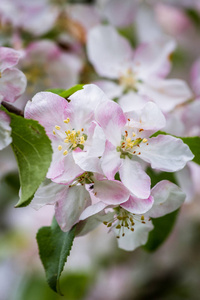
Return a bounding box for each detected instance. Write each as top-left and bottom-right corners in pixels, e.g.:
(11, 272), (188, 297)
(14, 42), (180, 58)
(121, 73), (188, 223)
(146, 168), (177, 188)
(47, 84), (84, 99)
(143, 209), (179, 252)
(36, 218), (76, 295)
(6, 113), (52, 207)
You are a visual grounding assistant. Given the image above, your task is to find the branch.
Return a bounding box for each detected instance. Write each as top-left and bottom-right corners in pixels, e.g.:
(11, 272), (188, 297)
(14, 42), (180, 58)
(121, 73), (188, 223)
(1, 101), (24, 117)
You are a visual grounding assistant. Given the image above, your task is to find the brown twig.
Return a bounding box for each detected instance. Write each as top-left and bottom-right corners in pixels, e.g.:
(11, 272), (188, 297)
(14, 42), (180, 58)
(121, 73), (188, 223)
(1, 101), (24, 117)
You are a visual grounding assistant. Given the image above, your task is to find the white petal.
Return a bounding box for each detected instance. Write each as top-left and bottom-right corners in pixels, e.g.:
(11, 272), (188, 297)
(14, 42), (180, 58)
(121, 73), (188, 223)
(148, 180), (185, 218)
(0, 110), (12, 150)
(139, 135), (194, 172)
(55, 185), (91, 232)
(87, 25), (133, 78)
(114, 219), (153, 251)
(119, 158), (151, 199)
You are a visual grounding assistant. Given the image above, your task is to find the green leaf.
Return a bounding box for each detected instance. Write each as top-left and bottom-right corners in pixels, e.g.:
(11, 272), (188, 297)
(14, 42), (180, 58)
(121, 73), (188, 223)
(150, 131), (200, 165)
(47, 84), (84, 99)
(146, 167), (177, 188)
(7, 113), (52, 207)
(143, 209), (179, 252)
(36, 218), (76, 295)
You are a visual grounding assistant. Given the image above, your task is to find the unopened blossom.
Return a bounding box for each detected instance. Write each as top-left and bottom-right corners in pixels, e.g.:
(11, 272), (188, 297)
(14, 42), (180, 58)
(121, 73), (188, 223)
(77, 180), (185, 251)
(87, 25), (192, 112)
(95, 99), (194, 199)
(25, 84), (109, 184)
(0, 47), (26, 103)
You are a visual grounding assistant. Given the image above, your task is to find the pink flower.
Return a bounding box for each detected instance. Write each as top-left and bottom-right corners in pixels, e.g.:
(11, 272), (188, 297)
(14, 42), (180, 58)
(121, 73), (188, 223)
(78, 180), (186, 251)
(0, 47), (26, 103)
(24, 84), (108, 184)
(87, 25), (192, 112)
(95, 100), (194, 199)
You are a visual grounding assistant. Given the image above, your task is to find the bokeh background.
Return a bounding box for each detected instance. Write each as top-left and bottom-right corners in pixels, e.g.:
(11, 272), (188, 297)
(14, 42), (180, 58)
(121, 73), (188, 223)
(1, 1), (200, 299)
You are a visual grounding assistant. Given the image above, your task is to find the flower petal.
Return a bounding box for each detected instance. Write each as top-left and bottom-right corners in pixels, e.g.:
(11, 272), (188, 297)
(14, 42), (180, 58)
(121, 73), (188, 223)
(93, 179), (130, 205)
(121, 194), (154, 214)
(114, 219), (153, 251)
(55, 185), (91, 232)
(101, 141), (122, 180)
(139, 78), (193, 112)
(139, 135), (194, 172)
(87, 25), (133, 79)
(119, 158), (151, 199)
(148, 180), (185, 218)
(0, 47), (21, 71)
(0, 110), (12, 150)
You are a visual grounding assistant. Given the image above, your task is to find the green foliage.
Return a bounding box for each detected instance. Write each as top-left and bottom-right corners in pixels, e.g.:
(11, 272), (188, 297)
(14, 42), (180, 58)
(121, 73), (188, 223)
(146, 168), (177, 188)
(143, 210), (179, 252)
(47, 84), (84, 99)
(186, 8), (200, 28)
(7, 113), (52, 207)
(36, 218), (76, 295)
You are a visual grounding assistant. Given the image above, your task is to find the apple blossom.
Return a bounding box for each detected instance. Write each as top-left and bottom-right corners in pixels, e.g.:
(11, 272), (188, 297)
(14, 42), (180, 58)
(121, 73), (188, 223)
(95, 99), (194, 199)
(77, 180), (186, 251)
(24, 84), (110, 184)
(0, 47), (26, 103)
(87, 25), (192, 112)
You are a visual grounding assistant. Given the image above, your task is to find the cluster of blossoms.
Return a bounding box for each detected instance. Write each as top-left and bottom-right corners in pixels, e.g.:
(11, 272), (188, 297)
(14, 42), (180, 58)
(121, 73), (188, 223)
(25, 84), (193, 251)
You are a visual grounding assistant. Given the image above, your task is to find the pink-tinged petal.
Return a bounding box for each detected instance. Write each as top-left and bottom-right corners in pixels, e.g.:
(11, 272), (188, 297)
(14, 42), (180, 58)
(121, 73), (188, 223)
(87, 25), (133, 79)
(0, 68), (26, 103)
(93, 179), (130, 205)
(119, 158), (151, 199)
(73, 122), (105, 173)
(69, 84), (110, 129)
(133, 37), (176, 79)
(121, 195), (154, 214)
(30, 179), (68, 210)
(94, 80), (123, 99)
(55, 185), (91, 232)
(101, 141), (122, 180)
(24, 91), (71, 138)
(0, 110), (12, 150)
(190, 58), (200, 97)
(148, 180), (185, 218)
(79, 201), (107, 220)
(125, 101), (166, 131)
(139, 78), (193, 112)
(52, 152), (83, 184)
(182, 100), (200, 135)
(118, 91), (148, 112)
(114, 219), (153, 251)
(0, 47), (21, 71)
(139, 135), (194, 172)
(103, 0), (138, 28)
(175, 166), (195, 203)
(96, 100), (126, 145)
(76, 211), (115, 237)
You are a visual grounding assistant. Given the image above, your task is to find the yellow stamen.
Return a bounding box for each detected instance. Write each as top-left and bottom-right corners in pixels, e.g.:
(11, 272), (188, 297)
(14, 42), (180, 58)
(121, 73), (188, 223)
(55, 125), (61, 130)
(63, 118), (70, 124)
(64, 139), (69, 143)
(58, 145), (62, 151)
(63, 150), (68, 156)
(132, 132), (136, 137)
(126, 138), (132, 143)
(142, 138), (148, 143)
(53, 130), (56, 135)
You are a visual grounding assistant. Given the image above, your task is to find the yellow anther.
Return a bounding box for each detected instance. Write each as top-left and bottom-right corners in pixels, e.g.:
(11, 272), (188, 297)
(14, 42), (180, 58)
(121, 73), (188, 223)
(142, 138), (148, 143)
(73, 143), (77, 148)
(81, 128), (84, 131)
(58, 145), (62, 151)
(77, 130), (81, 135)
(126, 137), (132, 143)
(71, 130), (76, 136)
(63, 118), (70, 124)
(132, 132), (136, 137)
(141, 215), (144, 221)
(64, 139), (69, 143)
(55, 125), (61, 130)
(66, 130), (71, 134)
(53, 130), (56, 135)
(63, 150), (68, 156)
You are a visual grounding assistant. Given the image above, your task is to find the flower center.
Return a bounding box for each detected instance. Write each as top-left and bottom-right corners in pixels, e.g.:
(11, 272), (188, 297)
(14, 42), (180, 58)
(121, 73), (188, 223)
(53, 118), (87, 156)
(69, 172), (94, 187)
(119, 69), (142, 92)
(103, 207), (149, 239)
